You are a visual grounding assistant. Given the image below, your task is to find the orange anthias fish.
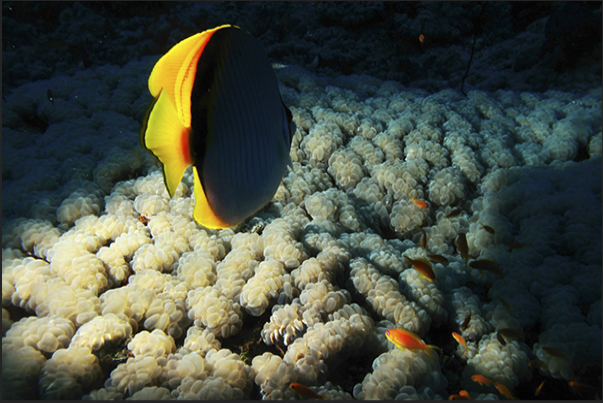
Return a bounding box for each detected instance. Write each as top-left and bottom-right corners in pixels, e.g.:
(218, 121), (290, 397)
(385, 328), (440, 360)
(494, 382), (516, 400)
(411, 196), (428, 209)
(140, 25), (296, 229)
(471, 374), (494, 386)
(535, 380), (546, 397)
(404, 256), (436, 282)
(290, 382), (325, 400)
(452, 332), (467, 349)
(449, 390), (472, 400)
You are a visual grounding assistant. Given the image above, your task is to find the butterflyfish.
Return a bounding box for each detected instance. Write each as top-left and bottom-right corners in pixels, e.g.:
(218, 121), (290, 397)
(289, 382), (325, 400)
(385, 328), (440, 360)
(140, 25), (296, 229)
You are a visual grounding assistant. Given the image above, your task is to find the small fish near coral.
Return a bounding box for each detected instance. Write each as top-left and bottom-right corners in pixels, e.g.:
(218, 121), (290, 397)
(455, 232), (469, 267)
(140, 24), (296, 229)
(385, 328), (440, 360)
(404, 255), (436, 282)
(452, 332), (467, 349)
(470, 374), (494, 386)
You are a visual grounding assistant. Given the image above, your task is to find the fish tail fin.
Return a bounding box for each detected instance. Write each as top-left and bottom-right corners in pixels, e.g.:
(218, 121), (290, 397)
(140, 90), (191, 197)
(425, 344), (440, 360)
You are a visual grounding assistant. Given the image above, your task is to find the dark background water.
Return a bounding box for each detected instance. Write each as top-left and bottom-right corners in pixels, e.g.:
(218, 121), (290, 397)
(3, 1), (601, 97)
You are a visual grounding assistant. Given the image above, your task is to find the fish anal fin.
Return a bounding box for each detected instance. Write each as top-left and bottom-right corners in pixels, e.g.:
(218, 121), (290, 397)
(425, 344), (440, 360)
(142, 90), (191, 197)
(192, 166), (232, 229)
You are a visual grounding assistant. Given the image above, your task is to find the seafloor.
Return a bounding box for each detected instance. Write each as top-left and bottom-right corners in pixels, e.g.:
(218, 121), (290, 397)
(2, 2), (602, 400)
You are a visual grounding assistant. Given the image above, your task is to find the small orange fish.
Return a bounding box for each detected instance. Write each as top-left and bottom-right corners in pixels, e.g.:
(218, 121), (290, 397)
(480, 224), (495, 234)
(469, 259), (503, 277)
(427, 253), (449, 263)
(535, 380), (545, 397)
(471, 374), (494, 386)
(404, 256), (436, 282)
(290, 382), (325, 400)
(385, 328), (440, 360)
(455, 233), (469, 267)
(494, 382), (516, 400)
(449, 390), (472, 400)
(461, 312), (471, 331)
(418, 21), (426, 51)
(499, 298), (512, 314)
(411, 196), (428, 209)
(452, 332), (467, 349)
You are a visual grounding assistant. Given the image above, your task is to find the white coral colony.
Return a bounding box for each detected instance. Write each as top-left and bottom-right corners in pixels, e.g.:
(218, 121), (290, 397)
(2, 2), (602, 401)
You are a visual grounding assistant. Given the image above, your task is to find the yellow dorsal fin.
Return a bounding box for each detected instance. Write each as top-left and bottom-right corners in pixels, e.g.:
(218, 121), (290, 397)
(142, 89), (190, 197)
(148, 24), (231, 128)
(192, 166), (232, 229)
